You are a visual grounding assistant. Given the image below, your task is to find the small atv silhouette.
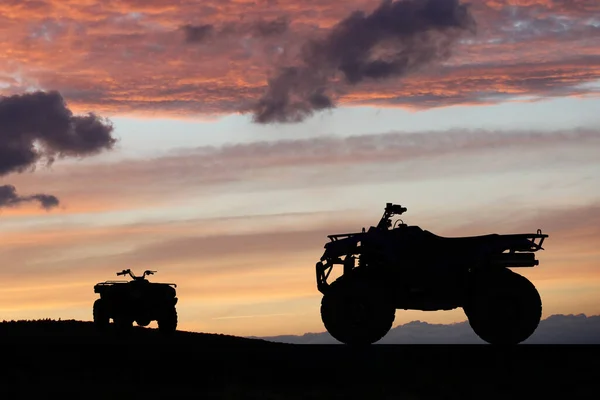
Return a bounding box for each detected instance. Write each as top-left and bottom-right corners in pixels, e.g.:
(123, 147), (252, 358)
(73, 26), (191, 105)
(93, 269), (178, 334)
(315, 203), (548, 345)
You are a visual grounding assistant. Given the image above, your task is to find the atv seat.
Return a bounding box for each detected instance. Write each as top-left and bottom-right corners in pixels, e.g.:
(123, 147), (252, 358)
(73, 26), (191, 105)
(424, 230), (500, 244)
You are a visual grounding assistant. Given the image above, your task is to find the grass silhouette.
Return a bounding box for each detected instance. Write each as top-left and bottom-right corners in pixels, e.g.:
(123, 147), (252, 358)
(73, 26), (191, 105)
(1, 319), (597, 399)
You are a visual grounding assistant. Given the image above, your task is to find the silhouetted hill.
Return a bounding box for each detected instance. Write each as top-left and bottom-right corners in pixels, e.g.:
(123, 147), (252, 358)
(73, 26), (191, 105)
(254, 314), (600, 344)
(1, 318), (598, 399)
(0, 318), (275, 346)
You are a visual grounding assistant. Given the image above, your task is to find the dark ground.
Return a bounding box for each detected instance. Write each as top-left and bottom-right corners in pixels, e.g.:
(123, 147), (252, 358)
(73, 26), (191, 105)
(1, 320), (598, 399)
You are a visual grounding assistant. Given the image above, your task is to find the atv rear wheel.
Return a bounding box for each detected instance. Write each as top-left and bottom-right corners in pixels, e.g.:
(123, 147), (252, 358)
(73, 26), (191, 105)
(320, 277), (395, 346)
(93, 299), (109, 331)
(464, 268), (542, 345)
(158, 307), (178, 335)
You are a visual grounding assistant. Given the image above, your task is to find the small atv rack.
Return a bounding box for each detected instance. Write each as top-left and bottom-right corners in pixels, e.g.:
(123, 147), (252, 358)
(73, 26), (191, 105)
(94, 281), (177, 288)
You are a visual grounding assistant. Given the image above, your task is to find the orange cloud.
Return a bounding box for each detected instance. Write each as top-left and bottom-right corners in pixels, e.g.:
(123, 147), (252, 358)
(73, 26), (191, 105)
(485, 0), (600, 14)
(0, 0), (597, 119)
(345, 56), (600, 109)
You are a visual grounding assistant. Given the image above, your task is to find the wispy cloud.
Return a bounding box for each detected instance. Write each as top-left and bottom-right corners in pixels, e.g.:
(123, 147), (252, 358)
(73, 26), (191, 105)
(0, 184), (58, 210)
(3, 127), (597, 214)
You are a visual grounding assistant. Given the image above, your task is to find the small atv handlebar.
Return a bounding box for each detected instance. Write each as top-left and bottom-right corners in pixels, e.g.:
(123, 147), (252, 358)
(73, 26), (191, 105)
(116, 269), (157, 280)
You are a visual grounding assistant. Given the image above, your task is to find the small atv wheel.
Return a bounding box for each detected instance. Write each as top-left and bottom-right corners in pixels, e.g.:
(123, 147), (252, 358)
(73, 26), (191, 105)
(136, 319), (151, 327)
(464, 268), (542, 345)
(158, 307), (178, 335)
(93, 299), (109, 331)
(113, 317), (133, 335)
(321, 277), (395, 346)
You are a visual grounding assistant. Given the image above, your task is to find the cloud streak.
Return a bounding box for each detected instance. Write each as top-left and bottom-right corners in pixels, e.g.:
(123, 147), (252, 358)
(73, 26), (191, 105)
(345, 55), (600, 108)
(0, 184), (58, 210)
(2, 200), (599, 280)
(3, 127), (598, 212)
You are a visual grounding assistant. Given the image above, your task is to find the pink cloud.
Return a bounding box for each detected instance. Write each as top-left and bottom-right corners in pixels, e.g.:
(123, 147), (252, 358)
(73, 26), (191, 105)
(0, 0), (596, 119)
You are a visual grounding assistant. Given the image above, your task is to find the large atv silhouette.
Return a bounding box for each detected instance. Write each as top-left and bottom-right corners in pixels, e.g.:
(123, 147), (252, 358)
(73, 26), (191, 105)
(93, 269), (178, 334)
(316, 203), (548, 345)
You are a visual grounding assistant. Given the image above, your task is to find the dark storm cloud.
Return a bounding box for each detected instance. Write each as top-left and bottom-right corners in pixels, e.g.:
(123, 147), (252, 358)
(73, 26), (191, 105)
(251, 16), (290, 37)
(0, 90), (116, 175)
(252, 0), (476, 124)
(0, 184), (59, 210)
(182, 24), (215, 43)
(182, 16), (290, 44)
(0, 90), (117, 210)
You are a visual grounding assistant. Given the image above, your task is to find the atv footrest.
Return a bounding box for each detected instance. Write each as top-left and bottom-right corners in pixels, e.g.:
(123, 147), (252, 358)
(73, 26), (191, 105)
(490, 252), (539, 268)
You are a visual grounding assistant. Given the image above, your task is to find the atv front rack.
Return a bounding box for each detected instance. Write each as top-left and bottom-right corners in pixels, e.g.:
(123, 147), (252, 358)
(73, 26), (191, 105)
(327, 232), (363, 241)
(316, 260), (334, 294)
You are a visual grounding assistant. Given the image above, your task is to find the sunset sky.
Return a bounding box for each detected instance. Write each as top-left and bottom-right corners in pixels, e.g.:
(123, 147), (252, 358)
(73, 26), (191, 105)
(0, 0), (599, 337)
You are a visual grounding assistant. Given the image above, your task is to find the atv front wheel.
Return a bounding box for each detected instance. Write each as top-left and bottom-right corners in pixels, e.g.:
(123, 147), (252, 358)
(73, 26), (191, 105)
(93, 299), (109, 331)
(320, 277), (395, 346)
(158, 307), (178, 335)
(464, 268), (542, 345)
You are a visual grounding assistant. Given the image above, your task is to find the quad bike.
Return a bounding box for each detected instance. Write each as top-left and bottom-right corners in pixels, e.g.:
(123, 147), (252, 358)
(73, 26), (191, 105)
(93, 269), (178, 335)
(315, 203), (548, 345)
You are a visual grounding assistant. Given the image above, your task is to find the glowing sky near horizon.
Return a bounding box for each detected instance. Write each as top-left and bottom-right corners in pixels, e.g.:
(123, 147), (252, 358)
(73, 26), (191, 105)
(1, 0), (600, 337)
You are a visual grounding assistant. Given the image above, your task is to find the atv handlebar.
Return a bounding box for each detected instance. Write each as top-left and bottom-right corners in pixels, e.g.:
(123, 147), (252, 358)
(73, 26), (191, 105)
(386, 203), (407, 215)
(377, 203), (407, 229)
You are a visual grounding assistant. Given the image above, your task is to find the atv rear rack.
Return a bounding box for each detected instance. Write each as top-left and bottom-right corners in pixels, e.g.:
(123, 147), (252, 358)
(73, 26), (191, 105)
(504, 230), (548, 252)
